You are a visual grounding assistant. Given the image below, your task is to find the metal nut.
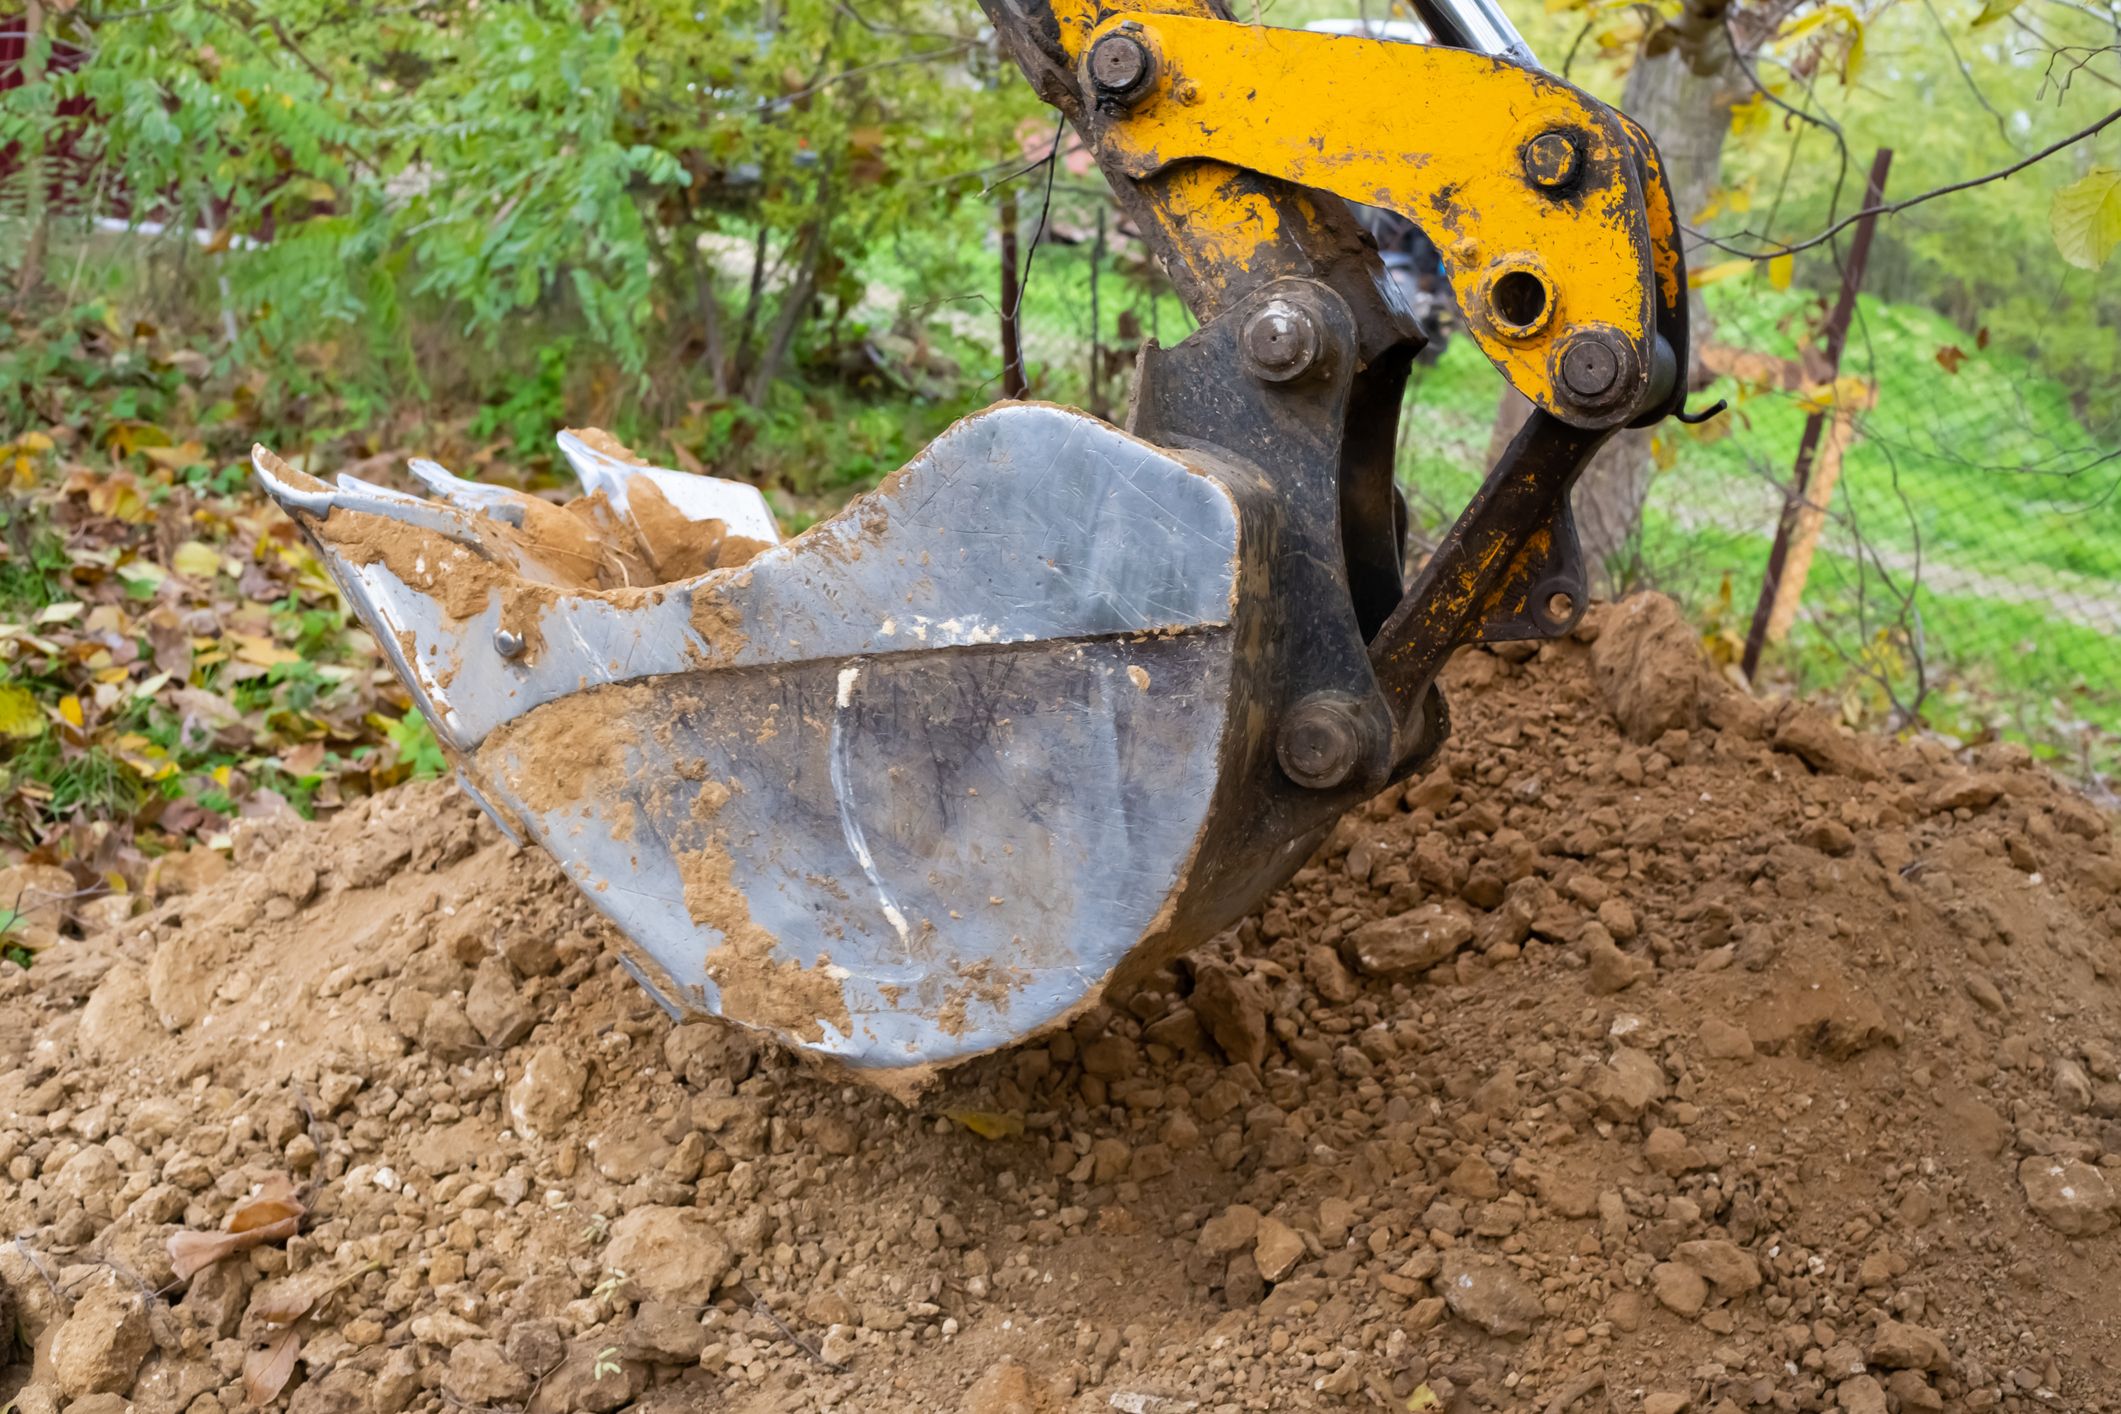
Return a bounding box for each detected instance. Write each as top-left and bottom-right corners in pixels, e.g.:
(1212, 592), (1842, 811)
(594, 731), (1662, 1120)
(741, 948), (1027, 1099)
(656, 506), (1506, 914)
(1524, 131), (1582, 191)
(493, 627), (526, 659)
(1278, 697), (1364, 790)
(1089, 34), (1153, 97)
(1239, 299), (1321, 383)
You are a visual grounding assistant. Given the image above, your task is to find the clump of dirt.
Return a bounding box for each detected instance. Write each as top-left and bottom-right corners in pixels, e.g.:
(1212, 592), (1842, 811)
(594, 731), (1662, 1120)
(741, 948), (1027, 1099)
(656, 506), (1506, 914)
(3, 592), (2120, 1414)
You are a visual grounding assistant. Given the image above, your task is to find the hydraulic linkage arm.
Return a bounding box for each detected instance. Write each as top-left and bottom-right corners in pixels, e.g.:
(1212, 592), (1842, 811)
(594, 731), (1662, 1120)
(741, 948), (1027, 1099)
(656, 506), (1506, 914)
(982, 0), (1692, 760)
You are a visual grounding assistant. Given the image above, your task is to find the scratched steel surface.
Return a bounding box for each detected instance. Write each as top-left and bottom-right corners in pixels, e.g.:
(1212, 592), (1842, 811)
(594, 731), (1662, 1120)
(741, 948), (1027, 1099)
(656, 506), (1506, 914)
(260, 405), (1254, 1070)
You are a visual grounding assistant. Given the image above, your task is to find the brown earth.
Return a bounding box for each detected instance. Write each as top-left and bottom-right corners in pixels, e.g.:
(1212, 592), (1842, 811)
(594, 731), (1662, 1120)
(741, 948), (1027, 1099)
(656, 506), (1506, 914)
(2, 593), (2120, 1414)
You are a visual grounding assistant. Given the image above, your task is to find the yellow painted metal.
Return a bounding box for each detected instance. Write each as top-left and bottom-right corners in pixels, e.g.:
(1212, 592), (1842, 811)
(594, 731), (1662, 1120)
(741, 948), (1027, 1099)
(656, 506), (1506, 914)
(1083, 15), (1656, 417)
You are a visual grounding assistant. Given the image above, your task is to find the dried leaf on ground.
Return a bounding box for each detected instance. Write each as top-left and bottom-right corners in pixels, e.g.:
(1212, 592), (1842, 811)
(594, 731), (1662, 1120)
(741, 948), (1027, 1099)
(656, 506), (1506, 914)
(243, 1329), (302, 1406)
(168, 1215), (299, 1280)
(228, 1173), (303, 1233)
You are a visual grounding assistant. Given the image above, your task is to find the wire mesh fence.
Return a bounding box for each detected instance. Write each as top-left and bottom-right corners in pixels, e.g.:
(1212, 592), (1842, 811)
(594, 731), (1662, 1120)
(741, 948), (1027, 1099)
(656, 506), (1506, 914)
(1638, 277), (2121, 782)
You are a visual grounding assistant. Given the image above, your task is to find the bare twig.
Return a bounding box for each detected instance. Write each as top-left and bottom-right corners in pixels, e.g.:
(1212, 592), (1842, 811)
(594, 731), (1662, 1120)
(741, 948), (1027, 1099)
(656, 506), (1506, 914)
(1689, 104), (2121, 260)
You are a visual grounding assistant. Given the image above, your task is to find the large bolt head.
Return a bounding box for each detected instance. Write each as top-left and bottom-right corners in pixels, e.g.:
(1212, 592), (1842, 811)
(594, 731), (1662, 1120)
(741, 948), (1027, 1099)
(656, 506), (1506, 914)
(1549, 325), (1641, 422)
(1524, 131), (1582, 191)
(1240, 299), (1321, 382)
(1558, 335), (1618, 398)
(1278, 697), (1364, 790)
(1089, 35), (1152, 96)
(493, 627), (526, 659)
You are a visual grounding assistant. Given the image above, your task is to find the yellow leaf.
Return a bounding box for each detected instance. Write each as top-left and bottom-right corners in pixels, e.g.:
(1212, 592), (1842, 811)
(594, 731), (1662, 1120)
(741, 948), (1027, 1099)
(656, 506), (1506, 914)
(140, 441), (208, 471)
(36, 602), (83, 624)
(58, 696), (83, 728)
(173, 541), (223, 579)
(1971, 0), (2022, 24)
(13, 432), (52, 455)
(231, 635), (303, 668)
(0, 685), (44, 739)
(1768, 254), (1793, 289)
(2050, 167), (2121, 271)
(94, 667), (130, 686)
(1688, 258), (1754, 288)
(944, 1108), (1025, 1140)
(1407, 1384), (1441, 1411)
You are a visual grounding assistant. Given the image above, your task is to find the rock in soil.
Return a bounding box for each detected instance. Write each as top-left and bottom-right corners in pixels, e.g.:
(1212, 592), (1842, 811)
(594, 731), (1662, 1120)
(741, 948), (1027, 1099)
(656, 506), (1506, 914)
(1, 595), (2120, 1411)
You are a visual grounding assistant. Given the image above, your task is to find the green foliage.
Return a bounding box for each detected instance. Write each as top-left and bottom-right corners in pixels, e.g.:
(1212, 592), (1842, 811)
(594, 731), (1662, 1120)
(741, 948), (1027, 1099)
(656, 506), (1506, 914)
(6, 0), (1038, 389)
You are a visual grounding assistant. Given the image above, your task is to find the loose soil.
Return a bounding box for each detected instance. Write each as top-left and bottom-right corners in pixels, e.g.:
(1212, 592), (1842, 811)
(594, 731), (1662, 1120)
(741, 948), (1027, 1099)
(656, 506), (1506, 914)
(3, 593), (2120, 1414)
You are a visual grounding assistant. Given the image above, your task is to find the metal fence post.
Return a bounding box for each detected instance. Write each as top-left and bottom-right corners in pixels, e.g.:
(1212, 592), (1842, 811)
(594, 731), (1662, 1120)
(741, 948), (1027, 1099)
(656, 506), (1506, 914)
(1739, 147), (1895, 683)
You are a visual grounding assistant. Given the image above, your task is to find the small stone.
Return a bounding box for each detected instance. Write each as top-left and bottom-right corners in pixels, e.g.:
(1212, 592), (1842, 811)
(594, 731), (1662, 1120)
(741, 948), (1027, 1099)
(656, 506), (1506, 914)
(963, 1359), (1036, 1414)
(1090, 1137), (1132, 1183)
(664, 1020), (760, 1087)
(1644, 1395), (1691, 1414)
(617, 1302), (707, 1364)
(51, 1275), (152, 1398)
(1869, 1320), (1952, 1372)
(1253, 1216), (1306, 1283)
(1437, 1251), (1544, 1338)
(503, 1320), (567, 1378)
(1445, 1154), (1500, 1201)
(1773, 706), (1882, 781)
(1346, 904), (1474, 976)
(508, 1045), (588, 1138)
(1303, 944), (1361, 1005)
(1700, 1017), (1755, 1060)
(1197, 1205), (1261, 1259)
(1837, 1374), (1888, 1414)
(1966, 974), (2006, 1014)
(442, 1340), (531, 1407)
(2019, 1156), (2118, 1236)
(421, 995), (484, 1059)
(1651, 1261), (1707, 1318)
(1223, 1251), (1265, 1307)
(819, 1324), (860, 1367)
(465, 958), (535, 1048)
(802, 1115), (856, 1156)
(1673, 1239), (1762, 1298)
(1586, 930), (1653, 994)
(1188, 963), (1271, 1069)
(1082, 1034), (1138, 1079)
(1597, 897), (1639, 941)
(602, 1206), (734, 1304)
(1927, 774), (2007, 812)
(1885, 1370), (1944, 1413)
(1644, 1127), (1706, 1177)
(2053, 1058), (2094, 1114)
(1587, 1047), (1668, 1121)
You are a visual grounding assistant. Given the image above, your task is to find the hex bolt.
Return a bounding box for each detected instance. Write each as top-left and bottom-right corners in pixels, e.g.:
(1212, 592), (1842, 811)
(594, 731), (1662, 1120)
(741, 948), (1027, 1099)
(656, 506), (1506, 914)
(493, 627), (526, 659)
(1278, 696), (1365, 790)
(1558, 332), (1620, 398)
(1524, 131), (1582, 191)
(1240, 299), (1321, 383)
(1089, 34), (1152, 98)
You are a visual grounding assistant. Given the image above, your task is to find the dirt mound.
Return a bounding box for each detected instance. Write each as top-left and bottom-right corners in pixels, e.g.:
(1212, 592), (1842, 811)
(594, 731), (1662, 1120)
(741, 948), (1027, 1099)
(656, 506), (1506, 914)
(3, 593), (2119, 1414)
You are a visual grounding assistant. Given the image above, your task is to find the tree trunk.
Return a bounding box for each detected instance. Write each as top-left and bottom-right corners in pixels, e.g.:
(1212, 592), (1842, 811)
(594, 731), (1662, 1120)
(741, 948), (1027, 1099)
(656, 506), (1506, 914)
(14, 0), (49, 305)
(1480, 3), (1743, 596)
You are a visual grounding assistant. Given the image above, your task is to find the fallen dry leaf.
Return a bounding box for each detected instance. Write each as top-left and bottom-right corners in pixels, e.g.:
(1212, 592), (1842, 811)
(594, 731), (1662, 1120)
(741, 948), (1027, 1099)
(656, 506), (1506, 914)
(243, 1329), (301, 1406)
(250, 1283), (318, 1327)
(229, 1173), (304, 1233)
(169, 1215), (299, 1281)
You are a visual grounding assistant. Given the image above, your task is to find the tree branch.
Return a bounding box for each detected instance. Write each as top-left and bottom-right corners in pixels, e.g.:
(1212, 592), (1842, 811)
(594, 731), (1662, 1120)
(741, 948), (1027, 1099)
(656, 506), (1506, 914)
(1689, 104), (2121, 260)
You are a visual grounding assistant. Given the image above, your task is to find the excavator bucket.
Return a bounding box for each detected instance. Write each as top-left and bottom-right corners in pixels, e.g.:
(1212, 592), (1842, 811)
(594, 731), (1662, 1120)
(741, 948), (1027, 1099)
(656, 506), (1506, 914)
(257, 0), (1700, 1087)
(255, 406), (1322, 1082)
